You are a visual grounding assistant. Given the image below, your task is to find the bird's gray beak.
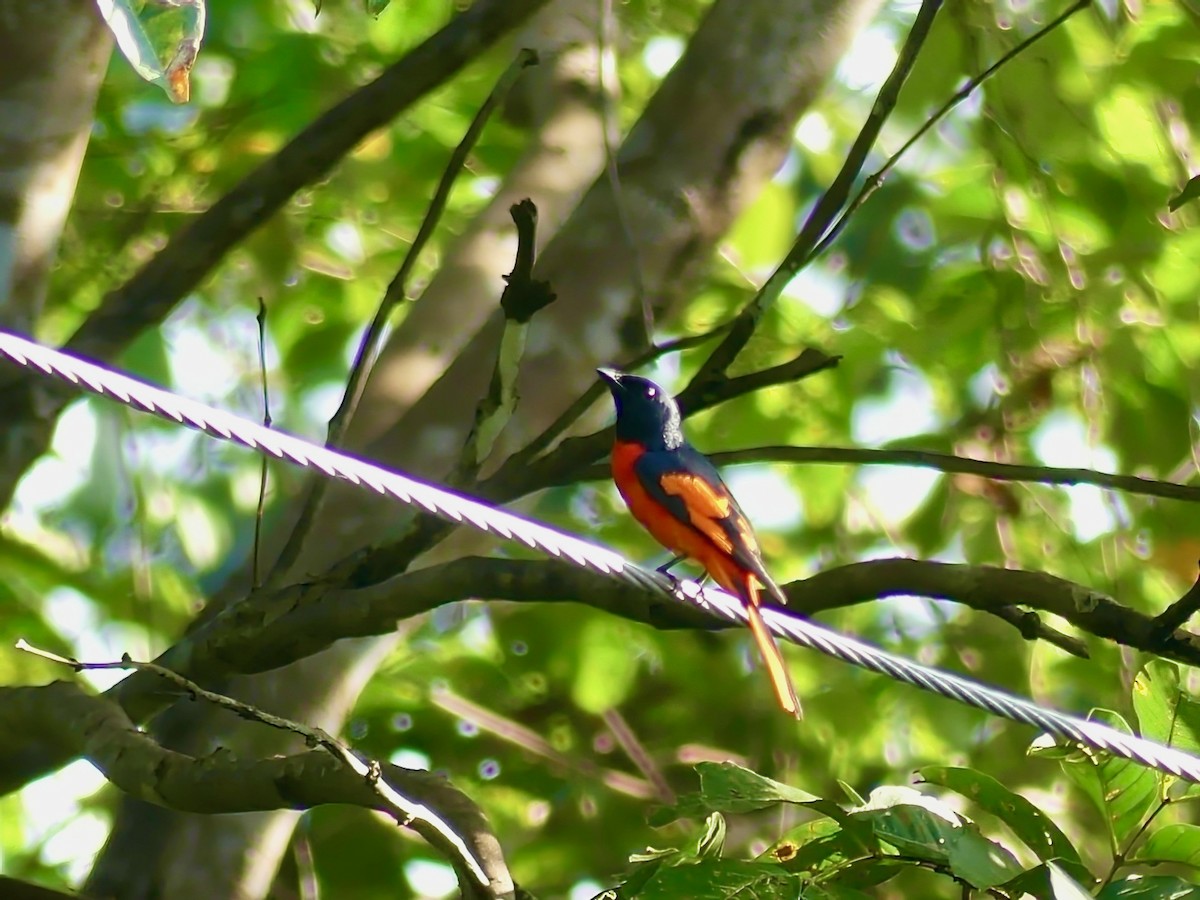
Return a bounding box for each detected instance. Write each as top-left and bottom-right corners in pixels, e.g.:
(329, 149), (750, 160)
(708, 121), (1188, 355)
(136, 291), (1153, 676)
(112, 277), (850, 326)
(597, 368), (624, 392)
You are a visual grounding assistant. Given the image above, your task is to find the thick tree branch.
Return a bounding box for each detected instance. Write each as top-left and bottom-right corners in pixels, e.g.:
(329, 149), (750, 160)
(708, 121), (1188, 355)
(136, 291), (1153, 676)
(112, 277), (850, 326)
(2, 677), (514, 898)
(6, 551), (1199, 800)
(123, 553), (1200, 680)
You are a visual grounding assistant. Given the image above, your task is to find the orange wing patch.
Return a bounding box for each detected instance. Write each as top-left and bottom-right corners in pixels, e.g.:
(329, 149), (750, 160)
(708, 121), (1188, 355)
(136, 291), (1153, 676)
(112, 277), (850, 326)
(659, 472), (737, 553)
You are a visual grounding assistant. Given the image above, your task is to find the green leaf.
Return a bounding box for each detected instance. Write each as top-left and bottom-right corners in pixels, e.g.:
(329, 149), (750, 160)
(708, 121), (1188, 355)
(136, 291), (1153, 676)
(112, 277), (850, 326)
(1042, 712), (1161, 846)
(798, 886), (877, 900)
(96, 0), (205, 102)
(694, 762), (819, 809)
(693, 813), (727, 860)
(778, 829), (863, 876)
(837, 780), (867, 806)
(1002, 862), (1096, 898)
(918, 765), (1081, 862)
(647, 763), (817, 827)
(850, 791), (1022, 889)
(1134, 823), (1200, 869)
(632, 859), (802, 899)
(1097, 873), (1200, 898)
(1133, 660), (1200, 755)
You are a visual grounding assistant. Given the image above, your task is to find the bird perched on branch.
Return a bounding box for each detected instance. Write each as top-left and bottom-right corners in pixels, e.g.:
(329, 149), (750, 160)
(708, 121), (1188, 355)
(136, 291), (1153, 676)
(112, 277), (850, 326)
(598, 368), (801, 718)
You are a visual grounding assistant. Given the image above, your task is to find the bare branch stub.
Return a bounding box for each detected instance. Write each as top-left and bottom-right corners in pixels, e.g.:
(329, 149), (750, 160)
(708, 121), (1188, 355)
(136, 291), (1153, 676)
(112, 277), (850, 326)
(499, 199), (555, 322)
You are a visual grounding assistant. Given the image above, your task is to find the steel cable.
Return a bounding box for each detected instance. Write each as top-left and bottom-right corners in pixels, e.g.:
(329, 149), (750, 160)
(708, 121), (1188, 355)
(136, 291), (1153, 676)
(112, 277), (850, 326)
(2, 330), (1198, 782)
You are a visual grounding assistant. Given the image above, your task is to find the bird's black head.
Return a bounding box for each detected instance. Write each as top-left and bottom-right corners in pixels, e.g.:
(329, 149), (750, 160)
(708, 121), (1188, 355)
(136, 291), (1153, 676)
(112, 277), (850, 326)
(597, 368), (684, 450)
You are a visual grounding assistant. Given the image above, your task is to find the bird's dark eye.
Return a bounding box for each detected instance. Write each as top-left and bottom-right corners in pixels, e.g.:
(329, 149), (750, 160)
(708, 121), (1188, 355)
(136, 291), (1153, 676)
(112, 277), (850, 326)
(646, 387), (656, 397)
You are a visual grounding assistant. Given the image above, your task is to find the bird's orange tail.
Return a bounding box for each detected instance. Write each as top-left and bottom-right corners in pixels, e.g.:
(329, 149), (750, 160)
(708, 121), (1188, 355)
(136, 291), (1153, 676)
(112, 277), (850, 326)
(744, 581), (802, 719)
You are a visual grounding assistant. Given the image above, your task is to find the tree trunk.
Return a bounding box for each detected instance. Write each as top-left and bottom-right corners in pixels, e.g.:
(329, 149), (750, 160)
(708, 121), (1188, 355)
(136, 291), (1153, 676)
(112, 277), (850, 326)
(0, 0), (111, 331)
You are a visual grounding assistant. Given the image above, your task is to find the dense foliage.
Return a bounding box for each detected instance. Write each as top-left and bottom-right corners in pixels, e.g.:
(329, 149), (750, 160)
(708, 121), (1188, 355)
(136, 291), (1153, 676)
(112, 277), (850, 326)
(3, 0), (1200, 897)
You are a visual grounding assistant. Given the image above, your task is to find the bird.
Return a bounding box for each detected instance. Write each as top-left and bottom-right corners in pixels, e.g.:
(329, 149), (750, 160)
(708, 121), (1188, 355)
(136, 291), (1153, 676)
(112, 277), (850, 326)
(597, 368), (801, 718)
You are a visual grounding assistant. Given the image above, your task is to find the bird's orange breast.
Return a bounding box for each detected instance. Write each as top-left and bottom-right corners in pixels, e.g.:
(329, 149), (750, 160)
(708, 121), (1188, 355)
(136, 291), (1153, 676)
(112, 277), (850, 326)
(610, 439), (751, 600)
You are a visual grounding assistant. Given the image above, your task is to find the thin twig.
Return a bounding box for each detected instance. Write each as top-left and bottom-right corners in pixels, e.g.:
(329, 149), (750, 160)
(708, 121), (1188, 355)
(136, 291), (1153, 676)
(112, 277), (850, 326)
(253, 299), (272, 589)
(602, 708), (675, 804)
(570, 444), (1200, 506)
(509, 321), (736, 469)
(430, 686), (657, 800)
(268, 49), (538, 586)
(14, 639), (493, 888)
(811, 0), (1093, 261)
(695, 0), (944, 384)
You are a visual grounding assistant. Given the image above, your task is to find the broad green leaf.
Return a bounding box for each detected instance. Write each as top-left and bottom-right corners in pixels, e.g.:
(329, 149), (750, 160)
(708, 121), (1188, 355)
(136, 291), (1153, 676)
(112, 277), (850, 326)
(647, 763), (817, 827)
(918, 765), (1081, 862)
(632, 859), (802, 899)
(1134, 823), (1200, 869)
(1041, 712), (1161, 847)
(1132, 661), (1200, 755)
(1097, 874), (1200, 898)
(693, 762), (819, 808)
(851, 796), (1022, 888)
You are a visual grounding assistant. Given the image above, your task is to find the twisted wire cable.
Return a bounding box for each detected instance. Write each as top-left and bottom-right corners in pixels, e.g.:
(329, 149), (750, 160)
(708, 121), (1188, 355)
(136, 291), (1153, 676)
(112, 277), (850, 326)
(2, 330), (1198, 782)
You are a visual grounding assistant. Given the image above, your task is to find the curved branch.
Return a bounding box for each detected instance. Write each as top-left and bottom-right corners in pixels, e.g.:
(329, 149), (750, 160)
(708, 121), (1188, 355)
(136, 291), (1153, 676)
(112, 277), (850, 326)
(321, 557), (1200, 666)
(240, 557), (1200, 675)
(4, 553), (1200, 801)
(0, 680), (515, 899)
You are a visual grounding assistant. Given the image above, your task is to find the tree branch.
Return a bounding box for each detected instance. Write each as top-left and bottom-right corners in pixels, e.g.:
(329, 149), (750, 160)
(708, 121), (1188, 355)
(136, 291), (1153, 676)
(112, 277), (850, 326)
(6, 664), (514, 898)
(1151, 564), (1200, 645)
(567, 444), (1200, 506)
(6, 551), (1200, 800)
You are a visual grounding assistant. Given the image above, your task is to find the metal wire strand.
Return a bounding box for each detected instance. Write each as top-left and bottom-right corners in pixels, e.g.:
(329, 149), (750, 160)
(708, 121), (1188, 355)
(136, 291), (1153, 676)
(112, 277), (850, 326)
(2, 329), (1199, 783)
